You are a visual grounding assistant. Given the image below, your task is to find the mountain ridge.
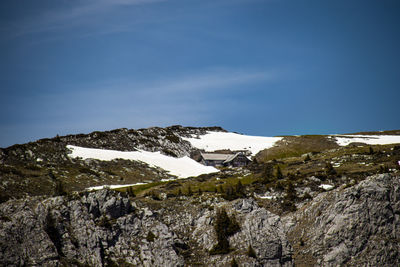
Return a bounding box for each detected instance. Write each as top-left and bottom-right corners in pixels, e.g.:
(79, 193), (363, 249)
(1, 125), (400, 266)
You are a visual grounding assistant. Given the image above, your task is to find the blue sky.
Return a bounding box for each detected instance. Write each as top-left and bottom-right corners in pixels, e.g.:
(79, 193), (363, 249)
(1, 0), (399, 147)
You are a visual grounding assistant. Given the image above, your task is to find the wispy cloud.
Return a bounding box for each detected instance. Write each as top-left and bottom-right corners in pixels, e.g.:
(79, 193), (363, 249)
(142, 68), (276, 94)
(11, 67), (280, 124)
(5, 0), (166, 39)
(63, 67), (279, 103)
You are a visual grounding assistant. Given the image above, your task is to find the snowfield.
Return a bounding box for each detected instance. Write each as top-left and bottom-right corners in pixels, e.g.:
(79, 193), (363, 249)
(334, 135), (400, 146)
(181, 131), (282, 155)
(67, 145), (218, 178)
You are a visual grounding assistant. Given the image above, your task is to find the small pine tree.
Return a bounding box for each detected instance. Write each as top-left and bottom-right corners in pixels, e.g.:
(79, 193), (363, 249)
(218, 185), (224, 194)
(275, 181), (284, 191)
(198, 188), (202, 195)
(187, 186), (193, 196)
(177, 188), (182, 196)
(287, 172), (296, 181)
(209, 209), (240, 255)
(286, 181), (296, 202)
(262, 164), (274, 184)
(54, 180), (67, 196)
(369, 146), (374, 155)
(379, 165), (389, 174)
(235, 180), (244, 197)
(127, 187), (135, 197)
(247, 245), (256, 258)
(231, 257), (239, 267)
(276, 166), (283, 180)
(223, 186), (234, 201)
(49, 170), (56, 181)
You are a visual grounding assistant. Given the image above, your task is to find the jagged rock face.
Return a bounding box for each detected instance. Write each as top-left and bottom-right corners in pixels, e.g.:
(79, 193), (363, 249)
(1, 174), (398, 266)
(232, 199), (293, 266)
(0, 190), (185, 267)
(0, 191), (292, 266)
(289, 173), (400, 266)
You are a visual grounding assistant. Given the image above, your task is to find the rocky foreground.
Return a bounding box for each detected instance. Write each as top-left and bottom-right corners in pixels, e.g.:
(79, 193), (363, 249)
(1, 173), (399, 266)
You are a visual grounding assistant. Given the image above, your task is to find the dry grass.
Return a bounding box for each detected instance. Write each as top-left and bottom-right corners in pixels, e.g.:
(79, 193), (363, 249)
(256, 135), (339, 162)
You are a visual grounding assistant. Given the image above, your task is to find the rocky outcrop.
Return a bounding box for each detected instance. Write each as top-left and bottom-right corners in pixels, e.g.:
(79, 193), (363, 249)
(0, 191), (292, 266)
(288, 173), (400, 266)
(1, 173), (399, 266)
(0, 190), (184, 267)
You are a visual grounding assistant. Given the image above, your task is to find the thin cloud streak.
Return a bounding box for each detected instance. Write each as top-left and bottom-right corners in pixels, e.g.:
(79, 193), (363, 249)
(78, 68), (280, 102)
(3, 68), (279, 128)
(5, 0), (167, 39)
(142, 69), (277, 94)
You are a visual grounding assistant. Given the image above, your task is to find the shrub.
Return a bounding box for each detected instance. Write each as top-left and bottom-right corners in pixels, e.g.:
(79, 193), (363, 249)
(261, 164), (274, 184)
(165, 135), (180, 143)
(126, 187), (135, 197)
(149, 191), (161, 201)
(235, 180), (244, 196)
(281, 199), (296, 212)
(285, 181), (296, 202)
(162, 149), (177, 157)
(222, 186), (235, 201)
(187, 186), (193, 196)
(303, 192), (312, 200)
(222, 181), (245, 201)
(54, 180), (67, 196)
(274, 181), (284, 191)
(276, 166), (283, 180)
(325, 162), (336, 175)
(368, 146), (374, 155)
(218, 185), (224, 194)
(379, 165), (389, 174)
(97, 215), (114, 229)
(146, 231), (156, 242)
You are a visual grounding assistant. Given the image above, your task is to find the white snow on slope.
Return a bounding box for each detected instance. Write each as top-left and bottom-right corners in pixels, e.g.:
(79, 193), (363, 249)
(319, 184), (334, 190)
(334, 135), (400, 146)
(86, 182), (146, 191)
(182, 131), (282, 155)
(67, 145), (218, 178)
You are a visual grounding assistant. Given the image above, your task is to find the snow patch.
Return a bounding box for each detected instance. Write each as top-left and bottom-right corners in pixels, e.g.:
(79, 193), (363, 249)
(319, 184), (334, 190)
(182, 131), (282, 155)
(67, 145), (218, 178)
(86, 182), (146, 191)
(255, 192), (275, 199)
(334, 135), (400, 146)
